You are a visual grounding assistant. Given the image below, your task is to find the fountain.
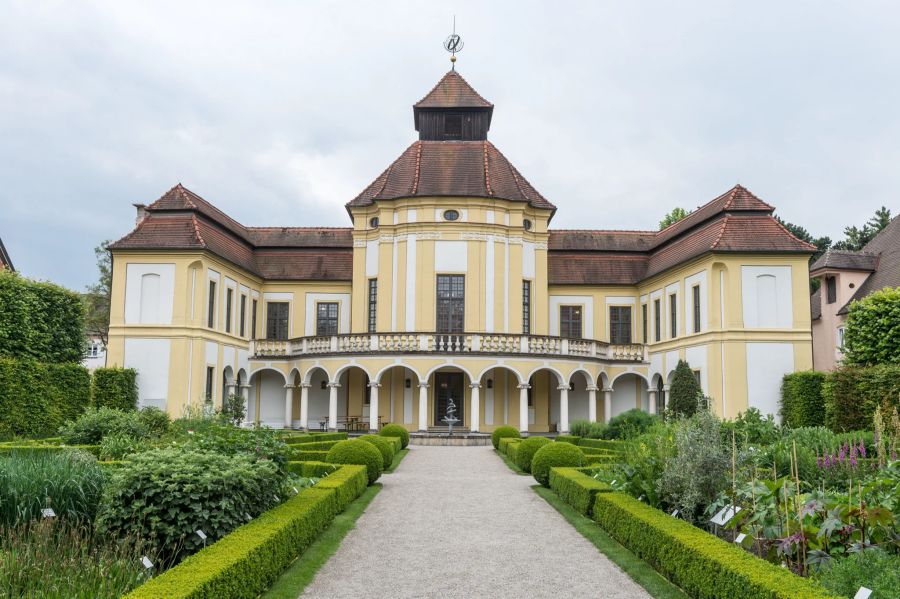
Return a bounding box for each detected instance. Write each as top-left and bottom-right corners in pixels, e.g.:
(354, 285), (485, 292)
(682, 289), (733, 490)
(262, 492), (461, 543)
(441, 395), (460, 436)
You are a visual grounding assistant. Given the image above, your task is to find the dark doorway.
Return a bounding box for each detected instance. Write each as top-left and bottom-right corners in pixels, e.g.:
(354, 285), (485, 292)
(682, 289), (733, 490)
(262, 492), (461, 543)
(434, 371), (465, 426)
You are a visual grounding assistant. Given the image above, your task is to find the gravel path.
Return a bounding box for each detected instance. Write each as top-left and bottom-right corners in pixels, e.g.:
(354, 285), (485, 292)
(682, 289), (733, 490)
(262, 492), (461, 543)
(302, 445), (650, 599)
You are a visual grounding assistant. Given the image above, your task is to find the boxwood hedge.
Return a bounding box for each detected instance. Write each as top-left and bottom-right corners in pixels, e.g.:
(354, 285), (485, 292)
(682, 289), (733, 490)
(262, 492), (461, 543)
(514, 436), (551, 473)
(491, 425), (520, 449)
(378, 423), (410, 449)
(285, 460), (339, 478)
(325, 440), (383, 485)
(91, 367), (138, 411)
(780, 371), (826, 428)
(0, 358), (90, 438)
(282, 432), (348, 445)
(289, 449), (330, 462)
(549, 467), (611, 515)
(359, 434), (395, 470)
(531, 443), (584, 487)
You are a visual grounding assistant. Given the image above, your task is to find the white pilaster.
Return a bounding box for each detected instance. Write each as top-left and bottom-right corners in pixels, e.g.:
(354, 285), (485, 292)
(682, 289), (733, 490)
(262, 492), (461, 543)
(283, 385), (294, 429)
(418, 382), (429, 431)
(587, 386), (598, 423)
(518, 383), (530, 434)
(648, 389), (657, 415)
(299, 382), (311, 430)
(469, 383), (481, 432)
(558, 385), (570, 433)
(328, 382), (340, 431)
(369, 382), (381, 432)
(239, 384), (251, 426)
(603, 388), (613, 424)
(662, 385), (670, 412)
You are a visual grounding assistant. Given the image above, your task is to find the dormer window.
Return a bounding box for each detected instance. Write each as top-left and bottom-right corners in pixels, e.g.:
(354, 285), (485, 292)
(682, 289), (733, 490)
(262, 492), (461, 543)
(444, 114), (463, 139)
(826, 276), (837, 304)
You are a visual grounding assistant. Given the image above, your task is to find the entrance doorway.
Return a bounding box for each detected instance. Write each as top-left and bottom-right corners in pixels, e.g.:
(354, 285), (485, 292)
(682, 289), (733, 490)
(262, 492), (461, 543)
(434, 372), (464, 426)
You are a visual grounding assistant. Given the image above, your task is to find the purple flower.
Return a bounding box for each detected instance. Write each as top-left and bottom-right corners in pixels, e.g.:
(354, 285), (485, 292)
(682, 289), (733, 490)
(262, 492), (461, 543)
(817, 456), (824, 468)
(839, 447), (846, 461)
(859, 442), (867, 458)
(850, 456), (858, 467)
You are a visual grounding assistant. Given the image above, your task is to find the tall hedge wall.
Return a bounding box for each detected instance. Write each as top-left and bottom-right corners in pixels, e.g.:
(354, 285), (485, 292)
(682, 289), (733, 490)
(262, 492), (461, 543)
(780, 371), (826, 428)
(0, 357), (91, 438)
(0, 270), (85, 363)
(824, 364), (900, 431)
(92, 367), (138, 410)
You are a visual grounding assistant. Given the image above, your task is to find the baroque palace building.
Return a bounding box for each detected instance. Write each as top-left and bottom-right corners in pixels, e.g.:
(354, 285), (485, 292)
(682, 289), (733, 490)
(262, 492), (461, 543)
(107, 69), (816, 433)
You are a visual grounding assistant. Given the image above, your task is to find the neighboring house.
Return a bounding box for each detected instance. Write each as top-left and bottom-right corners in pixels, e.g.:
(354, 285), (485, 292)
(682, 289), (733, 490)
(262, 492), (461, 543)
(106, 68), (816, 431)
(0, 234), (13, 271)
(83, 333), (107, 371)
(810, 215), (900, 370)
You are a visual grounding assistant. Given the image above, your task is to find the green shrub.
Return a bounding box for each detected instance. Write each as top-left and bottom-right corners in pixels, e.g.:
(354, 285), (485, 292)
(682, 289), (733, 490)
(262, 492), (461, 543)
(720, 407), (781, 447)
(842, 286), (900, 366)
(569, 420), (593, 437)
(181, 425), (288, 469)
(378, 423), (410, 449)
(668, 359), (701, 418)
(506, 440), (521, 463)
(780, 371), (826, 428)
(603, 409), (659, 440)
(359, 434), (395, 470)
(824, 364), (900, 431)
(91, 367), (138, 410)
(96, 449), (283, 567)
(816, 548), (900, 598)
(578, 438), (624, 452)
(491, 425), (520, 449)
(285, 440), (338, 452)
(531, 442), (584, 487)
(555, 434), (581, 444)
(285, 461), (339, 478)
(124, 465), (367, 599)
(99, 433), (142, 460)
(0, 358), (91, 438)
(498, 436), (521, 454)
(324, 439), (383, 485)
(0, 449), (105, 526)
(137, 407), (170, 437)
(220, 394), (246, 427)
(286, 432), (348, 443)
(549, 467), (611, 515)
(382, 435), (402, 453)
(592, 491), (839, 599)
(59, 407), (149, 445)
(514, 436), (551, 473)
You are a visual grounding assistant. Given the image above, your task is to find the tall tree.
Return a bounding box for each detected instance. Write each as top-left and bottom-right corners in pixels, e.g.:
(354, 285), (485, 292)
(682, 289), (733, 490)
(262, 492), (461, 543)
(659, 207), (689, 230)
(668, 359), (701, 418)
(832, 206), (892, 251)
(83, 240), (112, 347)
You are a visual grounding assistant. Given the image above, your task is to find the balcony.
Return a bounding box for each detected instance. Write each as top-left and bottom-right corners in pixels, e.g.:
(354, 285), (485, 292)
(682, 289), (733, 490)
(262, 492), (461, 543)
(250, 332), (646, 362)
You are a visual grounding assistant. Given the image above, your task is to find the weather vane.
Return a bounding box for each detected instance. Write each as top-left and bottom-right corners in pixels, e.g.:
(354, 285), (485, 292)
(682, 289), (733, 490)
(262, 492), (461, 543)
(444, 15), (463, 70)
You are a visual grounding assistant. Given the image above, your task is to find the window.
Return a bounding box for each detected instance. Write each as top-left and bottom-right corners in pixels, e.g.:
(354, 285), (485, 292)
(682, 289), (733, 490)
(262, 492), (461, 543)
(225, 288), (233, 333)
(369, 216), (379, 228)
(522, 280), (531, 335)
(642, 304), (648, 344)
(826, 276), (837, 304)
(559, 305), (583, 339)
(837, 326), (845, 348)
(207, 281), (216, 328)
(523, 219), (533, 231)
(693, 370), (701, 385)
(609, 306), (632, 344)
(368, 279), (378, 333)
(251, 298), (258, 339)
(436, 275), (465, 333)
(266, 302), (289, 340)
(654, 299), (661, 342)
(669, 294), (677, 338)
(444, 113), (462, 138)
(692, 285), (701, 333)
(316, 302), (339, 336)
(239, 295), (246, 337)
(443, 209), (459, 222)
(205, 366), (214, 402)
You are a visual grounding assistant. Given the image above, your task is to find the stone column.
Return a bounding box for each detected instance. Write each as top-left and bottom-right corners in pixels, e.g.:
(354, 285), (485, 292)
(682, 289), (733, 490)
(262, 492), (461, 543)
(587, 386), (598, 423)
(328, 382), (340, 431)
(226, 383), (236, 401)
(662, 385), (670, 412)
(239, 384), (251, 427)
(299, 382), (311, 430)
(557, 385), (570, 434)
(368, 382), (381, 432)
(418, 382), (429, 431)
(648, 389), (658, 415)
(603, 388), (613, 424)
(518, 383), (530, 435)
(283, 384), (294, 429)
(469, 383), (481, 433)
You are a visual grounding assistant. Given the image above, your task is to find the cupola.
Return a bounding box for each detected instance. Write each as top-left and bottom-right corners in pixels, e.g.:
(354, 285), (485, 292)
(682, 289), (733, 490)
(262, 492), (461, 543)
(413, 70), (494, 141)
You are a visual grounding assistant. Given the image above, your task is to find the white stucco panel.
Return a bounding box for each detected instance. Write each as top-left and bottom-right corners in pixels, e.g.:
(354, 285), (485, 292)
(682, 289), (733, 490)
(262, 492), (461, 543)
(434, 241), (467, 272)
(304, 293), (351, 335)
(124, 263), (175, 325)
(746, 342), (795, 420)
(522, 241), (536, 279)
(549, 295), (594, 337)
(741, 266), (793, 328)
(365, 239), (379, 278)
(684, 344), (709, 393)
(124, 337), (171, 410)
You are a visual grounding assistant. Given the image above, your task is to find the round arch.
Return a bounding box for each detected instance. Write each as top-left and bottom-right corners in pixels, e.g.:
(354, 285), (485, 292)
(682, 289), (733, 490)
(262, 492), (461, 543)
(248, 366), (287, 385)
(331, 363), (373, 384)
(610, 370), (652, 387)
(598, 371), (611, 390)
(525, 365), (566, 387)
(474, 364), (523, 386)
(422, 363), (476, 384)
(236, 368), (248, 387)
(566, 368), (594, 388)
(302, 366), (329, 386)
(373, 363), (423, 385)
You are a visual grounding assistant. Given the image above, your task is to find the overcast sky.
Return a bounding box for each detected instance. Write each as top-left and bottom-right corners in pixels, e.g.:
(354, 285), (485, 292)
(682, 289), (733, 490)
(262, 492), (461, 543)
(2, 1), (899, 290)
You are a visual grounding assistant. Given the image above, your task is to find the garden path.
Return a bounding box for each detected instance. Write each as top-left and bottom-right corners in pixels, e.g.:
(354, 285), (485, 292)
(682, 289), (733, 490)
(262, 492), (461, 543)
(301, 445), (650, 599)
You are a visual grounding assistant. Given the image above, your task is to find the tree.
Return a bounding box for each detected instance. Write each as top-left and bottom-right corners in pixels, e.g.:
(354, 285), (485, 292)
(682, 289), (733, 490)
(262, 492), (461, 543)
(775, 216), (833, 292)
(842, 287), (900, 366)
(83, 241), (112, 348)
(668, 359), (701, 418)
(832, 206), (892, 251)
(659, 207), (689, 230)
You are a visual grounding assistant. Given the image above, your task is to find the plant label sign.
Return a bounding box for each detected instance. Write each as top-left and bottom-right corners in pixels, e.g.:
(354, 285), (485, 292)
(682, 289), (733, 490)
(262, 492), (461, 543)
(245, 513), (252, 521)
(670, 509), (679, 517)
(293, 486), (299, 494)
(710, 505), (741, 526)
(140, 556), (154, 569)
(195, 529), (207, 541)
(734, 533), (747, 544)
(41, 507), (56, 519)
(854, 588), (873, 599)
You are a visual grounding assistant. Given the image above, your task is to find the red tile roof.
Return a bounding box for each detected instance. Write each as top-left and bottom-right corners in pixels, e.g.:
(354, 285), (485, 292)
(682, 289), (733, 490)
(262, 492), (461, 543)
(414, 71), (493, 108)
(549, 253), (648, 285)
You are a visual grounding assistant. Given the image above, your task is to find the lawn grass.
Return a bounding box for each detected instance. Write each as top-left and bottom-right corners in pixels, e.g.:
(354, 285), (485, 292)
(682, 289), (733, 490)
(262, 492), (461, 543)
(262, 484), (382, 599)
(494, 449), (528, 475)
(385, 448), (409, 472)
(533, 485), (689, 599)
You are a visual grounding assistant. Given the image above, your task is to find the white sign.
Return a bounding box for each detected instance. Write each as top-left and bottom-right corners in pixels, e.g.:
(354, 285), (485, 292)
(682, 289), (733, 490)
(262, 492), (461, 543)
(854, 588), (873, 599)
(734, 533), (747, 544)
(195, 529), (207, 541)
(292, 486), (299, 494)
(710, 505), (742, 526)
(41, 508), (56, 519)
(274, 495), (280, 502)
(670, 509), (679, 517)
(140, 556), (154, 569)
(245, 513), (252, 521)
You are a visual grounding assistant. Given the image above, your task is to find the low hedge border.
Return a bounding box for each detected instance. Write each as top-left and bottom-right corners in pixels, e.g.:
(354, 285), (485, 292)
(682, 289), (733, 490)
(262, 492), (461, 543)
(380, 435), (402, 453)
(0, 444), (101, 457)
(577, 439), (624, 452)
(555, 434), (581, 444)
(549, 467), (612, 516)
(591, 492), (839, 599)
(125, 464), (367, 599)
(283, 433), (348, 445)
(289, 449), (330, 462)
(499, 437), (521, 454)
(285, 461), (339, 478)
(284, 440), (339, 452)
(506, 441), (521, 463)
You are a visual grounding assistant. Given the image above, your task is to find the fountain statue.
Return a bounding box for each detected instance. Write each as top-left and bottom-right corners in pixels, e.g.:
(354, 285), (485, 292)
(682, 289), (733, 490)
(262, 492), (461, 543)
(441, 396), (460, 436)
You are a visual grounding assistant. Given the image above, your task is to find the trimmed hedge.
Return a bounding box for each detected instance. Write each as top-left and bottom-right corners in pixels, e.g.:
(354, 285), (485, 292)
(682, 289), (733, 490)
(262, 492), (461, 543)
(379, 423), (410, 449)
(289, 449), (330, 462)
(359, 434), (395, 470)
(507, 440), (521, 464)
(286, 461), (339, 478)
(514, 436), (551, 473)
(555, 434), (581, 445)
(282, 432), (348, 444)
(780, 371), (826, 428)
(824, 364), (900, 431)
(285, 440), (339, 452)
(498, 436), (521, 454)
(380, 435), (402, 454)
(549, 467), (611, 516)
(592, 492), (839, 599)
(91, 367), (138, 410)
(325, 439), (383, 485)
(0, 357), (91, 438)
(531, 443), (584, 487)
(577, 438), (624, 452)
(491, 425), (520, 449)
(124, 465), (367, 599)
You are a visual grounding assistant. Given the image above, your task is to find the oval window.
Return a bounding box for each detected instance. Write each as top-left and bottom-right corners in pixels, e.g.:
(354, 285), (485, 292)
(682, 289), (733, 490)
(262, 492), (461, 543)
(369, 217), (379, 228)
(443, 210), (460, 222)
(523, 219), (533, 231)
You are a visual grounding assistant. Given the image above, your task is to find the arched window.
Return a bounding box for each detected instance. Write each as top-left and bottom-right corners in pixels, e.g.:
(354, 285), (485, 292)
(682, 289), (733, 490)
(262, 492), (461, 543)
(139, 273), (160, 323)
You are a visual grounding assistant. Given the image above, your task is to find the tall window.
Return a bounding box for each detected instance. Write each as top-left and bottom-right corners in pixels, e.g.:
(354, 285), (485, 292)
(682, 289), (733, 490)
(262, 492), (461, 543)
(316, 302), (339, 336)
(826, 276), (837, 304)
(609, 306), (632, 344)
(654, 299), (661, 342)
(266, 302), (289, 340)
(692, 285), (701, 333)
(559, 305), (583, 339)
(251, 298), (258, 339)
(368, 279), (377, 333)
(670, 294), (677, 338)
(225, 288), (233, 333)
(205, 366), (214, 402)
(641, 304), (648, 344)
(522, 280), (532, 335)
(207, 281), (216, 329)
(436, 275), (465, 333)
(239, 295), (247, 337)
